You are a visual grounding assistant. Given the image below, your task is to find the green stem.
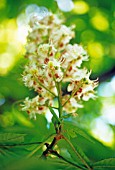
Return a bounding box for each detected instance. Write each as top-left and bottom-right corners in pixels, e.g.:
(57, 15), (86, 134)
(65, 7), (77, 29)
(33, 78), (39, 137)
(63, 136), (92, 170)
(62, 95), (71, 107)
(62, 84), (82, 107)
(26, 133), (55, 158)
(36, 79), (56, 97)
(57, 82), (62, 118)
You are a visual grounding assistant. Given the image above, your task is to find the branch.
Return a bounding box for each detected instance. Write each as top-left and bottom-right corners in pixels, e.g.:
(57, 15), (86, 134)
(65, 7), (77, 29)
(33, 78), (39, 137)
(41, 133), (64, 159)
(49, 150), (87, 170)
(26, 133), (55, 158)
(36, 78), (56, 97)
(57, 82), (62, 118)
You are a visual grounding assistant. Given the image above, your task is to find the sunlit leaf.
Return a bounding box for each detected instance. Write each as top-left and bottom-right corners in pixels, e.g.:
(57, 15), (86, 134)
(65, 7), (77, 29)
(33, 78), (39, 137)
(63, 121), (94, 143)
(0, 133), (26, 143)
(93, 158), (115, 169)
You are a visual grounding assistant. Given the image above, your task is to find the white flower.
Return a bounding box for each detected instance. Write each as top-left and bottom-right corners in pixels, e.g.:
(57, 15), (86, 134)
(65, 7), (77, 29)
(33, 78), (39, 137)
(48, 59), (60, 69)
(26, 42), (36, 53)
(51, 25), (74, 49)
(72, 68), (89, 81)
(70, 98), (83, 108)
(22, 96), (47, 119)
(67, 82), (75, 92)
(56, 0), (74, 12)
(22, 9), (98, 119)
(65, 44), (88, 66)
(37, 44), (57, 62)
(73, 44), (87, 57)
(63, 97), (82, 113)
(82, 92), (96, 101)
(54, 67), (63, 82)
(26, 5), (49, 26)
(82, 84), (95, 93)
(23, 73), (34, 88)
(37, 44), (50, 59)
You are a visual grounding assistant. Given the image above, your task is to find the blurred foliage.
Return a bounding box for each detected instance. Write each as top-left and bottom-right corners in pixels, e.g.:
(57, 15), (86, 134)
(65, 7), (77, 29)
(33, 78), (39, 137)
(0, 0), (115, 169)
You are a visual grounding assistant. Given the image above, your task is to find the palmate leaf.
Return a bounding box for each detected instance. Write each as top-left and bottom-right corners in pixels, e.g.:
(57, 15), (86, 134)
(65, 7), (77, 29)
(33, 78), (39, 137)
(71, 142), (90, 165)
(71, 133), (115, 162)
(61, 121), (93, 168)
(63, 121), (94, 143)
(57, 138), (91, 169)
(2, 156), (77, 170)
(0, 133), (26, 144)
(46, 157), (76, 170)
(92, 158), (115, 170)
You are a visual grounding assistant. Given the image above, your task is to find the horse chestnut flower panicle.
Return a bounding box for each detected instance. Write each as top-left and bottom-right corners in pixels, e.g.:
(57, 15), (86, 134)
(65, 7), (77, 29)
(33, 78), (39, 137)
(22, 6), (98, 119)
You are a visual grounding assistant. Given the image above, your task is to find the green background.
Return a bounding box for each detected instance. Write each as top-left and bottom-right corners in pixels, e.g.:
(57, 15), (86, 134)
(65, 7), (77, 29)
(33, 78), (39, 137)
(0, 0), (115, 169)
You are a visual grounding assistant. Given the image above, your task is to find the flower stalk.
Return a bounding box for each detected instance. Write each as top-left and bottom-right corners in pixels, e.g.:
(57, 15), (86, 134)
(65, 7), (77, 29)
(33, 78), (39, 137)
(57, 82), (62, 118)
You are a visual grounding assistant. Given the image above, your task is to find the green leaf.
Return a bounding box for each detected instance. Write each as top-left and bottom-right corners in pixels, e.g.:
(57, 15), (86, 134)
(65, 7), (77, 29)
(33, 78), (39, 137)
(62, 113), (76, 119)
(26, 133), (55, 158)
(67, 129), (76, 138)
(72, 142), (91, 165)
(61, 121), (93, 168)
(0, 133), (26, 144)
(47, 157), (75, 169)
(49, 106), (60, 124)
(63, 121), (94, 143)
(57, 137), (91, 169)
(93, 158), (115, 169)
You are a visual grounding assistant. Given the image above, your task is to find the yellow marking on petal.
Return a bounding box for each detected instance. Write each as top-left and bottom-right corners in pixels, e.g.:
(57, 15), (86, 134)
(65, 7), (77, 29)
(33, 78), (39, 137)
(55, 52), (60, 59)
(48, 61), (54, 68)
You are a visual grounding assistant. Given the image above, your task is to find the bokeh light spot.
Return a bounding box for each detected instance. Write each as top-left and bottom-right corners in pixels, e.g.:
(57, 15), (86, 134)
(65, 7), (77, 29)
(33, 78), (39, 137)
(81, 30), (95, 43)
(111, 20), (115, 30)
(109, 44), (115, 59)
(91, 118), (114, 146)
(0, 53), (15, 75)
(90, 12), (109, 31)
(0, 19), (25, 75)
(74, 19), (86, 31)
(0, 0), (6, 9)
(73, 1), (89, 15)
(98, 80), (115, 97)
(87, 42), (104, 72)
(88, 42), (104, 58)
